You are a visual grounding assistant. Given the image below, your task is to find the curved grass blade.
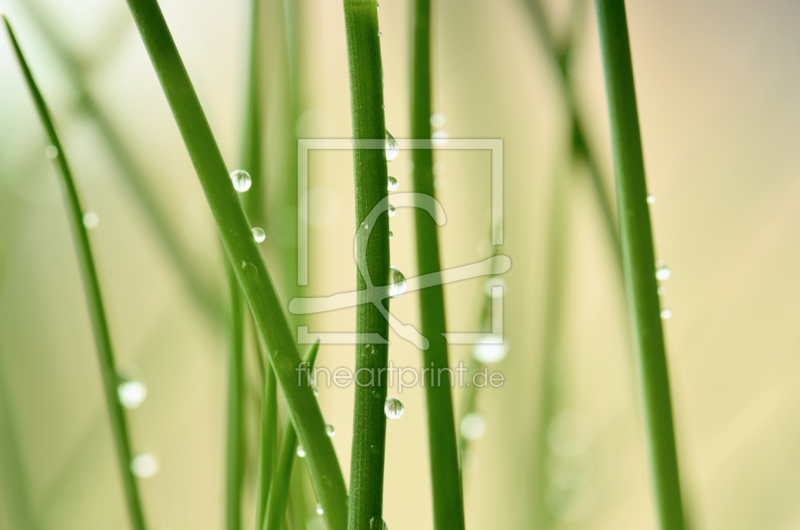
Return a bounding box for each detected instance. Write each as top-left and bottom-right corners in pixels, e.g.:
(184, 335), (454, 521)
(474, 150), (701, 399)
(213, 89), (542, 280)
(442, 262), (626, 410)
(341, 1), (392, 528)
(592, 1), (686, 528)
(14, 0), (222, 322)
(263, 341), (319, 530)
(409, 0), (465, 527)
(2, 15), (148, 530)
(119, 2), (347, 528)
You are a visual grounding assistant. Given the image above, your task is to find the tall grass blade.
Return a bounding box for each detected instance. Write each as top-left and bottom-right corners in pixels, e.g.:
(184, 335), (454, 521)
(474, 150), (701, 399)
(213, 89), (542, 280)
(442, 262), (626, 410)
(226, 263), (246, 530)
(592, 1), (685, 528)
(264, 341), (320, 530)
(120, 3), (347, 528)
(15, 0), (223, 323)
(409, 0), (465, 527)
(2, 16), (148, 530)
(341, 0), (392, 528)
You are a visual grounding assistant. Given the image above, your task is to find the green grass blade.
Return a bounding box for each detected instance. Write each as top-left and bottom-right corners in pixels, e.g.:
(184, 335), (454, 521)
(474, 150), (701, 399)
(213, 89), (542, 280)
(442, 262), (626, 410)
(241, 0), (265, 226)
(226, 263), (246, 530)
(409, 0), (465, 527)
(2, 16), (148, 530)
(264, 341), (320, 530)
(15, 0), (222, 323)
(341, 1), (392, 528)
(592, 1), (685, 528)
(255, 365), (278, 530)
(120, 3), (347, 528)
(522, 0), (620, 260)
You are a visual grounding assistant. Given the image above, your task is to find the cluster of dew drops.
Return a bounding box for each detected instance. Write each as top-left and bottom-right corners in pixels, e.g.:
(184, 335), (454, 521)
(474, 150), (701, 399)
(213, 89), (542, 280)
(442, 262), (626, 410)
(229, 169), (267, 243)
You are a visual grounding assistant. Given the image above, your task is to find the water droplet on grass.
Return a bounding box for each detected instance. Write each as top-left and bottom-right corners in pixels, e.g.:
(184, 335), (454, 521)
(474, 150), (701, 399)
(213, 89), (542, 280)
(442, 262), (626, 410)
(118, 379), (147, 409)
(388, 204), (396, 217)
(82, 211), (99, 230)
(297, 445), (306, 458)
(387, 175), (398, 191)
(326, 424), (336, 437)
(131, 453), (159, 478)
(472, 334), (508, 364)
(316, 503), (324, 515)
(432, 130), (449, 146)
(230, 170), (251, 192)
(661, 308), (673, 319)
(388, 231), (393, 239)
(655, 262), (671, 280)
(430, 112), (446, 128)
(384, 396), (404, 419)
(385, 131), (399, 161)
(45, 145), (59, 159)
(389, 266), (406, 297)
(252, 227), (265, 242)
(647, 194), (655, 204)
(460, 412), (486, 440)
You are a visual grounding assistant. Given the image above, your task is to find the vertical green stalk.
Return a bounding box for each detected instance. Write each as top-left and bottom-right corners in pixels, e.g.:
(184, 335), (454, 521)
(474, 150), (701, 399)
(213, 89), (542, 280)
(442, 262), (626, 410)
(593, 1), (685, 528)
(242, 0), (265, 227)
(121, 2), (347, 528)
(255, 367), (278, 529)
(409, 0), (465, 528)
(535, 163), (572, 530)
(2, 16), (148, 530)
(226, 263), (245, 530)
(342, 1), (391, 528)
(264, 342), (320, 530)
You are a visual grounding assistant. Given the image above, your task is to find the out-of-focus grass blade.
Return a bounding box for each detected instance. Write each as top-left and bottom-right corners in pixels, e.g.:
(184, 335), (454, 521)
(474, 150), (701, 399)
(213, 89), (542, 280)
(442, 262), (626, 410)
(119, 2), (347, 528)
(226, 263), (246, 530)
(593, 1), (686, 528)
(263, 341), (319, 530)
(409, 0), (465, 527)
(2, 15), (148, 530)
(15, 0), (223, 322)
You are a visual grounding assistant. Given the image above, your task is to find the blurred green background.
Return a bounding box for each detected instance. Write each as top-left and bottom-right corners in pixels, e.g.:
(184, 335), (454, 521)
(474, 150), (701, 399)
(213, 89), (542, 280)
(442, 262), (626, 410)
(2, 0), (800, 528)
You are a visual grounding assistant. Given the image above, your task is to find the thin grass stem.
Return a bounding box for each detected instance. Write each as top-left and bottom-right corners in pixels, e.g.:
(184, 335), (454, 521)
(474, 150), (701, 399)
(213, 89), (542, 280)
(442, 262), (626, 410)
(593, 1), (685, 528)
(341, 1), (391, 528)
(226, 262), (246, 530)
(2, 16), (148, 530)
(120, 3), (348, 528)
(409, 0), (465, 527)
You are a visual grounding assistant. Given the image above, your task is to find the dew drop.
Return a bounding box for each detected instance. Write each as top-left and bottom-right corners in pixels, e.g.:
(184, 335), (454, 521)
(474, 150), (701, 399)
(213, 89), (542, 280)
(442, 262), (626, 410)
(377, 31), (382, 36)
(118, 379), (147, 409)
(661, 308), (673, 320)
(360, 221), (369, 230)
(388, 204), (396, 217)
(365, 344), (375, 355)
(370, 517), (389, 530)
(385, 131), (399, 161)
(432, 162), (445, 176)
(384, 396), (404, 419)
(387, 175), (398, 191)
(297, 445), (306, 458)
(252, 227), (266, 243)
(484, 277), (506, 297)
(431, 130), (449, 147)
(230, 170), (252, 192)
(313, 386), (320, 396)
(131, 453), (159, 478)
(388, 231), (393, 240)
(326, 424), (336, 437)
(45, 145), (59, 159)
(82, 211), (99, 230)
(389, 266), (407, 297)
(316, 503), (324, 515)
(655, 263), (671, 280)
(460, 412), (486, 441)
(657, 285), (666, 296)
(647, 194), (656, 204)
(471, 334), (508, 364)
(430, 112), (446, 128)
